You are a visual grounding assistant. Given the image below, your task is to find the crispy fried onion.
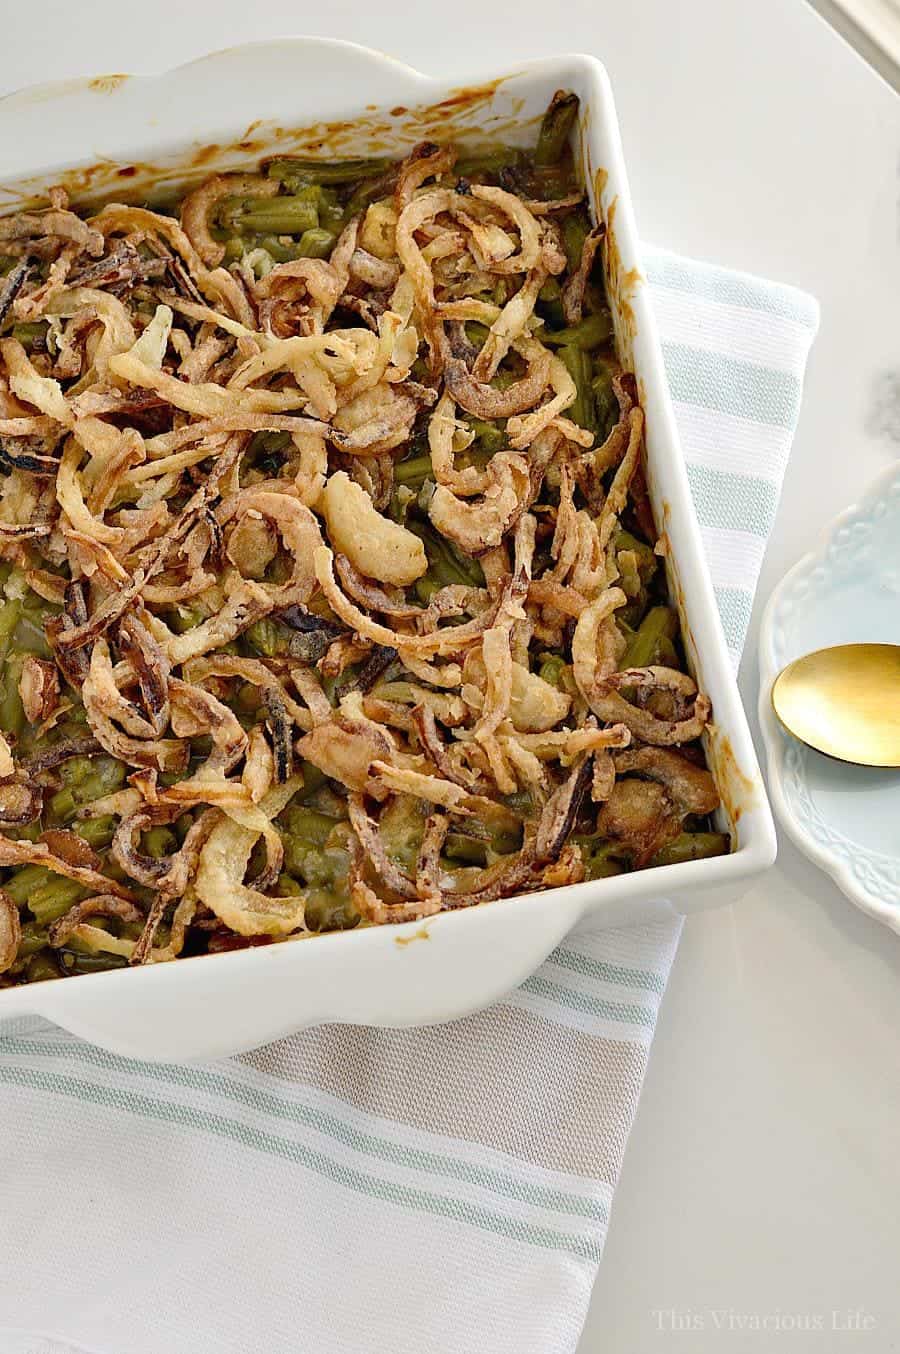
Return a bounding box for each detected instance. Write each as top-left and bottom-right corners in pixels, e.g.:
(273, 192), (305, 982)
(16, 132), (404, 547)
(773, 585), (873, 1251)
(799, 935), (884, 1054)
(193, 778), (307, 937)
(593, 666), (712, 746)
(217, 487), (323, 606)
(48, 893), (144, 951)
(0, 835), (137, 901)
(111, 802), (219, 960)
(82, 639), (187, 773)
(428, 452), (531, 555)
(17, 656), (60, 727)
(297, 706), (395, 792)
(315, 545), (513, 658)
(181, 174), (279, 269)
(572, 586), (628, 704)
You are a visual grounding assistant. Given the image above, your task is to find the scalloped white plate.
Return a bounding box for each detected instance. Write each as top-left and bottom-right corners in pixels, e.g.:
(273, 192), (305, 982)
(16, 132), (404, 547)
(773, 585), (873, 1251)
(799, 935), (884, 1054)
(759, 461), (900, 933)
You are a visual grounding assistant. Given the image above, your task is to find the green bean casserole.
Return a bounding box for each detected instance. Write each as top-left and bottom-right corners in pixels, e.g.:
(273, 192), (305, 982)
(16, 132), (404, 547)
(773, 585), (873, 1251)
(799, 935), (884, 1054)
(0, 92), (728, 985)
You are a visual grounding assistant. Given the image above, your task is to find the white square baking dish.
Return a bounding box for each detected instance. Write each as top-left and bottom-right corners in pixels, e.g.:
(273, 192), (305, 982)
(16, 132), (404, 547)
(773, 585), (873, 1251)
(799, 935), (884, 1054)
(0, 39), (776, 1059)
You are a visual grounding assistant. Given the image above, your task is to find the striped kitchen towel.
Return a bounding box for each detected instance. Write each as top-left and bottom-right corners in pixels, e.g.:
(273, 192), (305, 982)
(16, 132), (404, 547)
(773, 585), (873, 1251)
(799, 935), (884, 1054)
(0, 250), (819, 1354)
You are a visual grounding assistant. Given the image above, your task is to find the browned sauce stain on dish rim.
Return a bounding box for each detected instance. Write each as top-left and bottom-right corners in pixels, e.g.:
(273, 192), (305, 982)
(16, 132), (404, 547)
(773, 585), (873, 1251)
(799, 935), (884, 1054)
(0, 76), (533, 212)
(87, 74), (129, 95)
(394, 924), (431, 947)
(707, 727), (757, 828)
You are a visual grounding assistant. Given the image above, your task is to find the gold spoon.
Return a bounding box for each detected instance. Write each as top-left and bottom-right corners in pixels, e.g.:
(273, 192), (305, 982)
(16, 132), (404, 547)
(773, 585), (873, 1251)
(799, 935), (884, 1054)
(771, 643), (900, 767)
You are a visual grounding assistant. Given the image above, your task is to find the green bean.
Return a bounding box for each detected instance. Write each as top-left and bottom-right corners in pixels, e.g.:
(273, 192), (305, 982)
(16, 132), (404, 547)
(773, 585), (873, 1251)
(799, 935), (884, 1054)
(572, 837), (628, 879)
(166, 605), (204, 635)
(73, 816), (117, 849)
(563, 212), (590, 272)
(289, 842), (347, 890)
(265, 157), (391, 187)
(30, 878), (87, 926)
(394, 455), (434, 487)
(426, 555), (465, 590)
(464, 321), (491, 347)
(614, 529), (657, 579)
(248, 429), (291, 471)
(455, 147), (521, 177)
(280, 766), (319, 807)
(467, 418), (506, 455)
(282, 806), (336, 847)
(4, 865), (52, 906)
(315, 187), (345, 230)
(538, 654), (568, 688)
(621, 606), (678, 670)
(143, 826), (177, 859)
(0, 598), (22, 652)
(342, 176), (394, 222)
(535, 92), (579, 166)
(406, 522), (485, 590)
(16, 922), (49, 961)
(25, 951), (60, 982)
(537, 277), (566, 329)
(61, 757), (126, 807)
(227, 195), (319, 236)
(274, 873), (304, 897)
(656, 636), (678, 667)
(320, 673), (341, 707)
(47, 788), (77, 822)
(14, 612), (53, 660)
(585, 855), (626, 880)
(443, 834), (488, 867)
(557, 345), (595, 434)
(254, 235), (304, 263)
(617, 550), (642, 602)
(245, 618), (284, 658)
(56, 949), (128, 975)
(303, 887), (359, 933)
(0, 653), (25, 737)
(591, 360), (619, 437)
(414, 575), (440, 604)
(649, 833), (730, 867)
(59, 755), (96, 788)
(542, 311), (614, 351)
(297, 228), (336, 259)
(11, 321), (50, 352)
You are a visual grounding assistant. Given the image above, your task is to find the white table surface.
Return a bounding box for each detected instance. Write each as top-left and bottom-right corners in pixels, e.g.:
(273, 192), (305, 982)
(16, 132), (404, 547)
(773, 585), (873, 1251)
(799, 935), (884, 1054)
(4, 3), (900, 1350)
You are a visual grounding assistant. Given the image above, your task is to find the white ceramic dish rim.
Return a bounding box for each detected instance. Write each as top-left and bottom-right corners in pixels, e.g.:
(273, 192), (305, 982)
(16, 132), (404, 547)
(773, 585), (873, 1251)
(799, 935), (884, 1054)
(758, 458), (900, 936)
(0, 39), (777, 1057)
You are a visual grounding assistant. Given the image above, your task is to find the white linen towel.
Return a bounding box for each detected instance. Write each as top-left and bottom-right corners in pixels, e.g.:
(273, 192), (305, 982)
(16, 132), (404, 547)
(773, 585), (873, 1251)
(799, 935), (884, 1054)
(0, 247), (819, 1354)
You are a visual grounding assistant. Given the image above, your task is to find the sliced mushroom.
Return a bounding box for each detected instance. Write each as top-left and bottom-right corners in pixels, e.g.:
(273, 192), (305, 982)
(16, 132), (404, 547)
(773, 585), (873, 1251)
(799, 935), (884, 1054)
(613, 746), (719, 815)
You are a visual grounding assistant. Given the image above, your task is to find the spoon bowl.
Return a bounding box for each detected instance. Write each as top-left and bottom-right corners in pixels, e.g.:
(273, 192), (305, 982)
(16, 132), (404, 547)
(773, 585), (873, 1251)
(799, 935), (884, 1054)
(771, 642), (900, 767)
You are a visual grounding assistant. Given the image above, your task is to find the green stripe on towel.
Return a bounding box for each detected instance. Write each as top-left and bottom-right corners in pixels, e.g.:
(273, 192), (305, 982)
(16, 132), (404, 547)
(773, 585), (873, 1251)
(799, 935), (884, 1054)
(687, 465), (780, 538)
(644, 248), (821, 328)
(662, 342), (801, 427)
(0, 1062), (604, 1263)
